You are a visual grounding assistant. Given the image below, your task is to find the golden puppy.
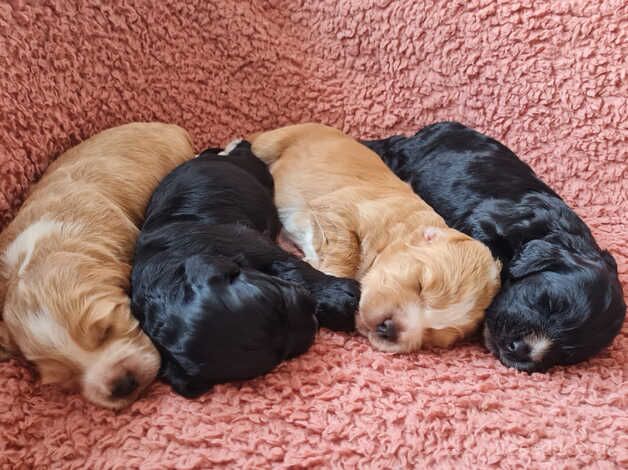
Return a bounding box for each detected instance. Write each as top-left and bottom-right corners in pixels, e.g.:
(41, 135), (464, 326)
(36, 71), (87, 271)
(0, 123), (195, 408)
(249, 123), (501, 353)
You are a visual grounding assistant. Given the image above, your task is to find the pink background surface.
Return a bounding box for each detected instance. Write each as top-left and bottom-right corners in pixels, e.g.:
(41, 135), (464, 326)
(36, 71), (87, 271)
(0, 1), (626, 468)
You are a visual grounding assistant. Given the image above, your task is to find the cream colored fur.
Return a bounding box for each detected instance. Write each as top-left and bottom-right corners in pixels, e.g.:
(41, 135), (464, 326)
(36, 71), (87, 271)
(250, 123), (501, 352)
(0, 123), (195, 408)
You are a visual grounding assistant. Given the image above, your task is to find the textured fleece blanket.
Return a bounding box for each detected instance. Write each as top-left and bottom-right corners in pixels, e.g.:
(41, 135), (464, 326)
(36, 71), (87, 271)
(0, 1), (626, 468)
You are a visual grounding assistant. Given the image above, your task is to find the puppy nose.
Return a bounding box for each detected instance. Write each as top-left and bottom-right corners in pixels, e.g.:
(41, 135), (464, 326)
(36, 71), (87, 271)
(505, 340), (530, 360)
(110, 372), (139, 398)
(376, 319), (397, 341)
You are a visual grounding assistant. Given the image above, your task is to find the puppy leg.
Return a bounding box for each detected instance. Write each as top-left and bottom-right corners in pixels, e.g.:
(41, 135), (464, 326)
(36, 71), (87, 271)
(283, 213), (362, 331)
(313, 227), (361, 279)
(305, 209), (361, 279)
(249, 246), (360, 332)
(268, 254), (361, 332)
(210, 227), (359, 331)
(277, 207), (321, 267)
(277, 202), (360, 278)
(269, 222), (361, 331)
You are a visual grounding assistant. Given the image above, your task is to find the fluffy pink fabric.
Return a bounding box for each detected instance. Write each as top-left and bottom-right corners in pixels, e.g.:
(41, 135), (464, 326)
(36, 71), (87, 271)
(0, 1), (626, 467)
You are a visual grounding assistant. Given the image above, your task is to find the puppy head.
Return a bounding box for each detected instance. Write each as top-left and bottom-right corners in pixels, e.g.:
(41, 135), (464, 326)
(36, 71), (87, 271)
(142, 255), (317, 398)
(484, 240), (626, 371)
(357, 227), (501, 352)
(2, 250), (159, 409)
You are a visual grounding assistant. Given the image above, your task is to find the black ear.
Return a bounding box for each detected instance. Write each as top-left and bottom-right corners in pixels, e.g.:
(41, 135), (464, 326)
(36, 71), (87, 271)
(601, 250), (618, 271)
(276, 283), (317, 360)
(508, 240), (565, 279)
(210, 261), (241, 284)
(183, 255), (241, 285)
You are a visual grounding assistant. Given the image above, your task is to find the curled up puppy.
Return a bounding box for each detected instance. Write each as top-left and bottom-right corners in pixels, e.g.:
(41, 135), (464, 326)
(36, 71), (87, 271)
(249, 123), (502, 353)
(0, 123), (195, 408)
(365, 121), (626, 371)
(130, 141), (360, 398)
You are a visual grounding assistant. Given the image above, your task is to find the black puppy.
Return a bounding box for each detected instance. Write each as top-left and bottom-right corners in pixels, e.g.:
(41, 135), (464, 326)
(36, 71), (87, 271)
(364, 122), (625, 372)
(131, 141), (360, 397)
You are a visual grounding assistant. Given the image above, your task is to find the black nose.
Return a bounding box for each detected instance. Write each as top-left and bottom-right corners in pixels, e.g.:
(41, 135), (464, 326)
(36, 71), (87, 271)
(376, 319), (397, 341)
(110, 372), (139, 398)
(505, 340), (531, 360)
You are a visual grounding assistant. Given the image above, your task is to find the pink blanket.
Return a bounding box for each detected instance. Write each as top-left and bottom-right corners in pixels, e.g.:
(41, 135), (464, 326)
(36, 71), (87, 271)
(0, 1), (626, 467)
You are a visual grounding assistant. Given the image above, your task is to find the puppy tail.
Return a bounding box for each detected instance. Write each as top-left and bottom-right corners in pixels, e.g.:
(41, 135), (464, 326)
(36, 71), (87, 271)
(248, 123), (342, 165)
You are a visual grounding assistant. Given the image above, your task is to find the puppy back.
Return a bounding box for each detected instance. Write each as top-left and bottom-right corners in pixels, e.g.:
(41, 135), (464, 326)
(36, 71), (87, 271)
(1, 122), (195, 244)
(250, 123), (344, 165)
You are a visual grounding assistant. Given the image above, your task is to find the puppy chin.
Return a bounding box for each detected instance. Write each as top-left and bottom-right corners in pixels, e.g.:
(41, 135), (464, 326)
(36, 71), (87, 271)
(367, 333), (406, 353)
(82, 337), (160, 409)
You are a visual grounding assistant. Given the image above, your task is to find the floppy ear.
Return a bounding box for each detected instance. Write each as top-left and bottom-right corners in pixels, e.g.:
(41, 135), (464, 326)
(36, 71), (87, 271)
(469, 199), (553, 250)
(601, 250), (618, 271)
(184, 255), (241, 286)
(508, 240), (565, 279)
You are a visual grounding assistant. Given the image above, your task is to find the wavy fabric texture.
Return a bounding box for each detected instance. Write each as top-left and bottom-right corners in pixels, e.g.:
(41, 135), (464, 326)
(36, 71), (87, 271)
(0, 1), (626, 468)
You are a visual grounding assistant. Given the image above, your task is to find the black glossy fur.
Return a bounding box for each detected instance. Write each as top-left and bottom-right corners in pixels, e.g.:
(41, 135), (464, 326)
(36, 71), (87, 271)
(364, 122), (625, 372)
(131, 141), (360, 397)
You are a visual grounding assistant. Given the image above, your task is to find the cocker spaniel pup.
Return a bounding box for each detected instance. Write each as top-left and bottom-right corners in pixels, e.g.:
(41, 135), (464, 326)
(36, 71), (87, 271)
(131, 141), (360, 397)
(0, 123), (195, 408)
(365, 121), (625, 371)
(249, 123), (501, 353)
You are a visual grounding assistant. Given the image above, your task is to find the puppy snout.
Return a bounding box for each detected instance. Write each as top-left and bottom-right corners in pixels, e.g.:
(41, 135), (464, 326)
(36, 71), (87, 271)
(376, 319), (397, 342)
(110, 372), (139, 399)
(505, 340), (530, 361)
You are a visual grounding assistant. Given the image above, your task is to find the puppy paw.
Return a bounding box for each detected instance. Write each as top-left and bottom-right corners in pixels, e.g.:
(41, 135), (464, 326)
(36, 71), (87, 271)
(218, 138), (243, 156)
(310, 277), (361, 332)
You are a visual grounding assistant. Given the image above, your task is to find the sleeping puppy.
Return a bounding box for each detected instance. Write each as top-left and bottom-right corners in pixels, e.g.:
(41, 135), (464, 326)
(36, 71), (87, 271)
(131, 141), (360, 397)
(249, 123), (501, 352)
(364, 121), (626, 371)
(0, 123), (195, 408)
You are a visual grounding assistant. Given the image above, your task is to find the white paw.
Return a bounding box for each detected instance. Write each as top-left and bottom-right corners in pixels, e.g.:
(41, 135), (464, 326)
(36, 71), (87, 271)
(218, 138), (243, 156)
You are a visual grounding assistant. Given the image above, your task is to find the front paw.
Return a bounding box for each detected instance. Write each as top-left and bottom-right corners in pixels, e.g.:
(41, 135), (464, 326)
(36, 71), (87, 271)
(311, 277), (361, 332)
